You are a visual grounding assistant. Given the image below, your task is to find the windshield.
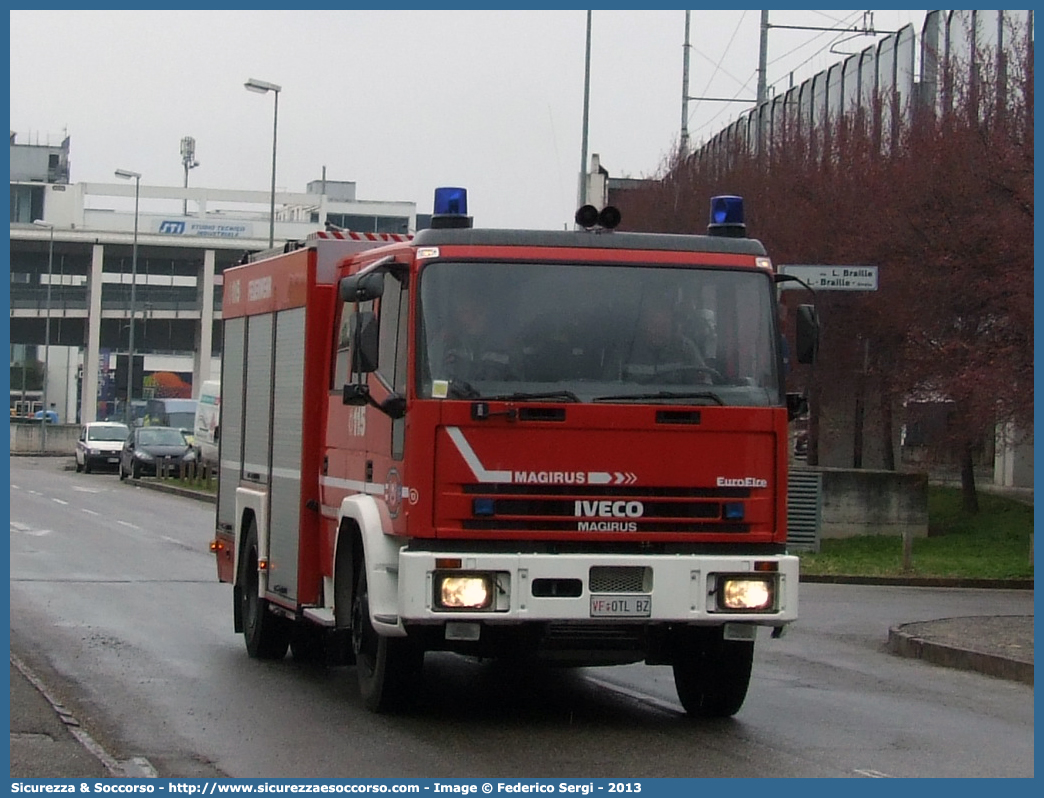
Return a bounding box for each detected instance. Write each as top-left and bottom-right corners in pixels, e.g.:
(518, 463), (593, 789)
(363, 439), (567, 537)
(138, 428), (187, 447)
(417, 260), (782, 406)
(88, 425), (129, 442)
(166, 412), (195, 429)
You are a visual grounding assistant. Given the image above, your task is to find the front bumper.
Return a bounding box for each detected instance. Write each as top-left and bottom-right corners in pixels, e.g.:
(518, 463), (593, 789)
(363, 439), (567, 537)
(85, 452), (122, 468)
(397, 551), (798, 626)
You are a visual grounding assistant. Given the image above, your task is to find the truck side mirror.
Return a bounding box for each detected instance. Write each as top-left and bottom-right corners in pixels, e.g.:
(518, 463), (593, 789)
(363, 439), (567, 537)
(351, 311), (380, 374)
(340, 270), (386, 302)
(795, 305), (819, 365)
(786, 392), (808, 421)
(342, 383), (406, 420)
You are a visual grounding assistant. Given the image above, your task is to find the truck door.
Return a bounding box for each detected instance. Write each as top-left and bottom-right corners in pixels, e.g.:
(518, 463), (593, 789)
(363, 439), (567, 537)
(325, 269), (408, 532)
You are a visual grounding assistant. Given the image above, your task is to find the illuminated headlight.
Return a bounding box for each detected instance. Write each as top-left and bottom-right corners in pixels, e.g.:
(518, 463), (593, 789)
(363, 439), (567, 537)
(434, 573), (493, 610)
(718, 576), (775, 611)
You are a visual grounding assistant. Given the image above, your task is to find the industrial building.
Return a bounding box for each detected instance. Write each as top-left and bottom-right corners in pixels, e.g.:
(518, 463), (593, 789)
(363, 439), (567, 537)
(9, 133), (416, 424)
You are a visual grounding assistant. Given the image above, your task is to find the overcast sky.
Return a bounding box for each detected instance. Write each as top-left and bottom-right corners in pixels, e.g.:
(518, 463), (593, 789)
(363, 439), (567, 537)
(10, 9), (927, 231)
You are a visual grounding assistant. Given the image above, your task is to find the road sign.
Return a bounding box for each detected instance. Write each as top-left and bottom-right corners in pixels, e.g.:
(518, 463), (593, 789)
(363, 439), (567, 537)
(779, 264), (878, 291)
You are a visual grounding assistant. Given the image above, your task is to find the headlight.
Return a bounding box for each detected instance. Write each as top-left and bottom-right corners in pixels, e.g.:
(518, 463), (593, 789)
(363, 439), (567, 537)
(717, 576), (775, 611)
(87, 448), (98, 456)
(183, 449), (197, 461)
(135, 450), (155, 461)
(434, 573), (493, 610)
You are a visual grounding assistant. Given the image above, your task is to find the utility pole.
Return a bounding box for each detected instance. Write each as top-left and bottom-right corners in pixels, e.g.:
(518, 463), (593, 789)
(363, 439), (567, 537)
(578, 10), (592, 209)
(180, 137), (199, 216)
(680, 11), (691, 157)
(757, 10), (769, 109)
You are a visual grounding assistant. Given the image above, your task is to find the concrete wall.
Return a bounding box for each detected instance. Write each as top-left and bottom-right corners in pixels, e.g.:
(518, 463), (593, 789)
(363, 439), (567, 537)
(9, 421), (78, 455)
(816, 467), (929, 539)
(994, 423), (1033, 488)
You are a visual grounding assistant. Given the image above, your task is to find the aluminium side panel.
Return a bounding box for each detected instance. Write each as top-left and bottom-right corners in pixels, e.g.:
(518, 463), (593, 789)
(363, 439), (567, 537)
(267, 306), (306, 602)
(242, 313), (274, 483)
(217, 317), (245, 533)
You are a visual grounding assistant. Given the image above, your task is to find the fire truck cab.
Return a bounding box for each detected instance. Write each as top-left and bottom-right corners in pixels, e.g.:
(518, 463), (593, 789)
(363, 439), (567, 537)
(214, 190), (810, 718)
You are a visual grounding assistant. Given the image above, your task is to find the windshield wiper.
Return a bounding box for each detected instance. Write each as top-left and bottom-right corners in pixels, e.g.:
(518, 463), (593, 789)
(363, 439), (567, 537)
(447, 380), (482, 399)
(592, 391), (725, 406)
(483, 390), (582, 403)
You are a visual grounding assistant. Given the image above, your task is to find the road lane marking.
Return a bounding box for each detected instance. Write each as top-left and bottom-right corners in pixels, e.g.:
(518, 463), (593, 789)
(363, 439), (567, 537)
(52, 498), (69, 505)
(854, 769), (893, 778)
(10, 521), (50, 537)
(117, 520), (140, 530)
(82, 509), (100, 516)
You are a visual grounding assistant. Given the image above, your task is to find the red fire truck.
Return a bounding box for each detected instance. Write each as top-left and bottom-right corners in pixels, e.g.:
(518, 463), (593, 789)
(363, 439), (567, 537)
(213, 190), (814, 717)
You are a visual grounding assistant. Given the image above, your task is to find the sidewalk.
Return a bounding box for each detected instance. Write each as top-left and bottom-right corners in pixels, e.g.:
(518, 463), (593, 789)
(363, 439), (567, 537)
(10, 653), (117, 779)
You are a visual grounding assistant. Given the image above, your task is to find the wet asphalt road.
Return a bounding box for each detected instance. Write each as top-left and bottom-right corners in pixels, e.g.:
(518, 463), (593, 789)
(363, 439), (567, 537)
(9, 456), (1035, 778)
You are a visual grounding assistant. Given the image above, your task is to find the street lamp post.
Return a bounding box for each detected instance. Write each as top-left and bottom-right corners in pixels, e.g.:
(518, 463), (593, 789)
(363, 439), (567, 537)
(115, 169), (141, 427)
(32, 220), (54, 440)
(244, 78), (282, 248)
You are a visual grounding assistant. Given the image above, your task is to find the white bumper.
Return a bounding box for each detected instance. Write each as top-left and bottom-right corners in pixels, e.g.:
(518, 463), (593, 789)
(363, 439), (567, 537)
(397, 551), (798, 626)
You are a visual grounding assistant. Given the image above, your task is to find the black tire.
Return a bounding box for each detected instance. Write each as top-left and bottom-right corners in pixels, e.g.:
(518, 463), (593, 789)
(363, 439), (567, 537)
(239, 520), (291, 660)
(352, 564), (422, 712)
(672, 627), (754, 719)
(75, 458), (83, 473)
(132, 461), (142, 480)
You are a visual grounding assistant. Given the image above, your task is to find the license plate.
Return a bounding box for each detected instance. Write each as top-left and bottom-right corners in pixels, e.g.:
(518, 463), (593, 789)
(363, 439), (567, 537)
(590, 595), (651, 617)
(107, 457), (119, 464)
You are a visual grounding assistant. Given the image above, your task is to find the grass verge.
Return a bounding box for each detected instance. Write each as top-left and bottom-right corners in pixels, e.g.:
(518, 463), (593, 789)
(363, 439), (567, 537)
(799, 487), (1034, 580)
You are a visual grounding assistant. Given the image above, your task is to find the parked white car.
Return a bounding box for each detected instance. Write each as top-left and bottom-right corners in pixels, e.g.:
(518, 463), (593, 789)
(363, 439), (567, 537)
(75, 421), (130, 473)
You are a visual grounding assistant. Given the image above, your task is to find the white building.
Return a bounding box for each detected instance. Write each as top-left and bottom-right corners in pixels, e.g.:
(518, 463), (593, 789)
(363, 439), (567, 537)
(9, 134), (416, 425)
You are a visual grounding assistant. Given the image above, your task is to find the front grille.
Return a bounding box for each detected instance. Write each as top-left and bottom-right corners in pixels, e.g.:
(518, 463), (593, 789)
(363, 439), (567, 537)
(455, 482), (755, 535)
(590, 566), (649, 593)
(493, 498), (720, 519)
(462, 519), (749, 533)
(463, 484), (751, 498)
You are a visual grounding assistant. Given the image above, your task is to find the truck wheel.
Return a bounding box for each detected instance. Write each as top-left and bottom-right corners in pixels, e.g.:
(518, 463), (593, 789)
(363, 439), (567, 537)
(672, 628), (754, 719)
(240, 520), (291, 660)
(351, 564), (422, 712)
(75, 458), (83, 473)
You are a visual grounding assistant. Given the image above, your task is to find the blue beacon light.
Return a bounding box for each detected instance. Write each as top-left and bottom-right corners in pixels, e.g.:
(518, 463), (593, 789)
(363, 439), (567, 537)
(707, 195), (747, 238)
(431, 187), (473, 229)
(434, 186), (468, 216)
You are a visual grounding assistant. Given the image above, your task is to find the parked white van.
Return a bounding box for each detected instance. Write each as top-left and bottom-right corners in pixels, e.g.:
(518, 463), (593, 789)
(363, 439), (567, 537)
(193, 380), (220, 467)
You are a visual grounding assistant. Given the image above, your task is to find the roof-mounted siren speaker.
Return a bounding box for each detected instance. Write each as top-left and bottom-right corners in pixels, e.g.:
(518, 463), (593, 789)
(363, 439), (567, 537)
(430, 186), (473, 229)
(707, 195), (746, 238)
(575, 204), (622, 230)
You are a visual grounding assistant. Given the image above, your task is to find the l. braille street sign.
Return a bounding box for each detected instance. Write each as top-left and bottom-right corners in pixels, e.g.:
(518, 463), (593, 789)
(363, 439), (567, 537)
(779, 264), (879, 291)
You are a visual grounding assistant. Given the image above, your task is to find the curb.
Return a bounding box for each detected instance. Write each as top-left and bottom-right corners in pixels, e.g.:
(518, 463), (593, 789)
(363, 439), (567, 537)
(801, 574), (1034, 589)
(887, 622), (1035, 685)
(123, 477), (216, 504)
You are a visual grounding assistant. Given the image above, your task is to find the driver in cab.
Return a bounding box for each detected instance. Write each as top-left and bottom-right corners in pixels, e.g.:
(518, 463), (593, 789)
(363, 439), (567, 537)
(615, 289), (709, 385)
(432, 290), (516, 383)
